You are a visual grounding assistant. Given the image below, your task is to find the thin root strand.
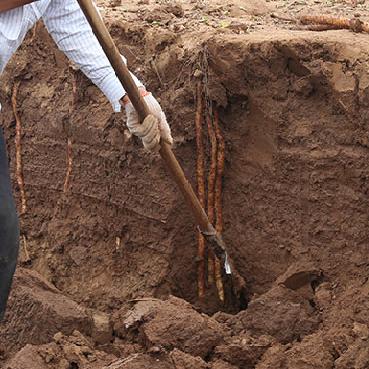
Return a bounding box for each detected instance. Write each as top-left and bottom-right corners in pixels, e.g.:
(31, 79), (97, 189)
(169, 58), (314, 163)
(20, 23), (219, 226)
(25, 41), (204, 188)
(11, 81), (27, 215)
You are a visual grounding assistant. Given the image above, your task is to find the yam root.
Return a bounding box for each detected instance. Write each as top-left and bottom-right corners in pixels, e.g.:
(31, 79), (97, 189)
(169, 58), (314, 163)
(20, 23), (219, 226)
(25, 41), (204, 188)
(196, 83), (206, 298)
(214, 108), (225, 303)
(206, 113), (217, 286)
(11, 81), (27, 215)
(299, 15), (369, 33)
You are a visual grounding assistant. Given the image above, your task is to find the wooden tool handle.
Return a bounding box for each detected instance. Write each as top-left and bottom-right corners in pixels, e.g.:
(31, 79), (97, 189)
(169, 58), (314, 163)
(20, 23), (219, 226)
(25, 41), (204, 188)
(76, 0), (229, 263)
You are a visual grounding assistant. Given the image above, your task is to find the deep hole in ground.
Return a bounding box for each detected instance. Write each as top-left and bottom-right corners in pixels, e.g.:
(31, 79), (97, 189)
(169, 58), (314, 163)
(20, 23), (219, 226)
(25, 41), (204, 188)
(2, 1), (369, 367)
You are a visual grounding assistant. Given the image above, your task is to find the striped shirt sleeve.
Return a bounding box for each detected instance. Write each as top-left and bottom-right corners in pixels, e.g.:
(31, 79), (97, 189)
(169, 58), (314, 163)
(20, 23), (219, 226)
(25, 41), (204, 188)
(42, 0), (143, 112)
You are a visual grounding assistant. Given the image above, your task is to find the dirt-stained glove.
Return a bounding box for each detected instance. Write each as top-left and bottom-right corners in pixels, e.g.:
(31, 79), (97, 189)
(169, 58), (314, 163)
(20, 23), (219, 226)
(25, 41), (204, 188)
(124, 92), (173, 152)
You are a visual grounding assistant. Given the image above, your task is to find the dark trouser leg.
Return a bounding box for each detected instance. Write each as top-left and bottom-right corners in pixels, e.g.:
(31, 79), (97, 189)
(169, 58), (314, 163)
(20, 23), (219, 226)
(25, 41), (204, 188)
(0, 128), (19, 321)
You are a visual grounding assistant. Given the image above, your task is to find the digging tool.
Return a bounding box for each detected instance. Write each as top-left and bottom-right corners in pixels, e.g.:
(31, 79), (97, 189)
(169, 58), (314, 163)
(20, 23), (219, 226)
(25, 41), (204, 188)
(76, 0), (246, 298)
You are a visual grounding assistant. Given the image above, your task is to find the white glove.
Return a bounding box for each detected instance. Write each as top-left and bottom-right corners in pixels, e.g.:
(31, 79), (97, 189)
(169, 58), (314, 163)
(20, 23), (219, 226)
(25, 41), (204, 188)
(125, 92), (173, 152)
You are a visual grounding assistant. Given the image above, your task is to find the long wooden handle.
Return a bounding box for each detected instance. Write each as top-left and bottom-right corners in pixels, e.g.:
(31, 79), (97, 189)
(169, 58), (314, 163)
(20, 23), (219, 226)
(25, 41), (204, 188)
(76, 0), (229, 265)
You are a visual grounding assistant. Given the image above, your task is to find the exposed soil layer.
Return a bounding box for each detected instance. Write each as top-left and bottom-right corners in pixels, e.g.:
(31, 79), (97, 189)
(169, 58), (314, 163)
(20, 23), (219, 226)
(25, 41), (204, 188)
(2, 0), (369, 368)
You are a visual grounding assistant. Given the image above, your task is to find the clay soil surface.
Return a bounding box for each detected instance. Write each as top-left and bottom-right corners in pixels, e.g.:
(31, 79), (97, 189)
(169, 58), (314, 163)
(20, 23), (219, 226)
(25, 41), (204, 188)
(2, 0), (369, 368)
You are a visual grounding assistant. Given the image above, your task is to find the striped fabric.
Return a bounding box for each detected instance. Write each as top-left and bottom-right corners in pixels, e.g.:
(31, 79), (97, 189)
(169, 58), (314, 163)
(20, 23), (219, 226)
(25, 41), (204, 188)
(0, 0), (142, 112)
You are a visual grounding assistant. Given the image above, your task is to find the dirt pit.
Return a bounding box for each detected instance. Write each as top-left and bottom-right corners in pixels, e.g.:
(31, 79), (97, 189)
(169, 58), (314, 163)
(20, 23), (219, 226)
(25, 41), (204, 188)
(2, 0), (369, 368)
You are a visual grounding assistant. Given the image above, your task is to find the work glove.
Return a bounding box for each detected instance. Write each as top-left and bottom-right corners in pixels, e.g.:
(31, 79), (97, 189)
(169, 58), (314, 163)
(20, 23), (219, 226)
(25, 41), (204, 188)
(124, 91), (173, 152)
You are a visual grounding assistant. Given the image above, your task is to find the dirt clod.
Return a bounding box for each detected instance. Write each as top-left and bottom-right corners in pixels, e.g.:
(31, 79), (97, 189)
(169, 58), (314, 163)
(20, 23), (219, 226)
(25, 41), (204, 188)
(0, 269), (92, 356)
(169, 349), (209, 369)
(90, 311), (113, 345)
(227, 286), (321, 343)
(214, 334), (274, 369)
(128, 296), (225, 358)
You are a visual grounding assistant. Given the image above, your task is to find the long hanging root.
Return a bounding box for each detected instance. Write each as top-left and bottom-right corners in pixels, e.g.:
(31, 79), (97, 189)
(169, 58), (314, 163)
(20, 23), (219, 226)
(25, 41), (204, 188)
(63, 71), (77, 193)
(196, 83), (206, 299)
(11, 81), (27, 215)
(214, 107), (225, 303)
(30, 23), (38, 43)
(206, 112), (217, 286)
(20, 235), (31, 264)
(299, 15), (369, 33)
(214, 109), (225, 236)
(63, 138), (73, 193)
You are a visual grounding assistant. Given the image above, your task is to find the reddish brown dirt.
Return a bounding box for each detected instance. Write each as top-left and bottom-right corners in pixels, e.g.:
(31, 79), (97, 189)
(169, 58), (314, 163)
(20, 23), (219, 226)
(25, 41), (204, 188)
(2, 0), (369, 368)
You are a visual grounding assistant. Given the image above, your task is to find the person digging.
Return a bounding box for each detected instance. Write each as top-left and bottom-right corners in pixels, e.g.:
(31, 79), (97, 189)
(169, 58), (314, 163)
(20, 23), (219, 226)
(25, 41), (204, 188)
(0, 0), (173, 321)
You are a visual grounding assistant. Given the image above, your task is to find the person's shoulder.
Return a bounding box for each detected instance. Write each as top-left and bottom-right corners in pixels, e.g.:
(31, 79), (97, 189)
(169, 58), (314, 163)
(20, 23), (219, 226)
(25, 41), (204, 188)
(42, 0), (80, 12)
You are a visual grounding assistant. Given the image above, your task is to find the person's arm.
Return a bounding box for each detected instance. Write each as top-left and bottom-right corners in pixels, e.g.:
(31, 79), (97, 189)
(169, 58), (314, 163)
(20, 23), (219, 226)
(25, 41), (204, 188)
(42, 0), (141, 112)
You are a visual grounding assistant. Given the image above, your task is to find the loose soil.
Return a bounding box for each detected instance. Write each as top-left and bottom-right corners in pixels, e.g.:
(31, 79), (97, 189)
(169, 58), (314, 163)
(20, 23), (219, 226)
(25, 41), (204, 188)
(2, 0), (369, 368)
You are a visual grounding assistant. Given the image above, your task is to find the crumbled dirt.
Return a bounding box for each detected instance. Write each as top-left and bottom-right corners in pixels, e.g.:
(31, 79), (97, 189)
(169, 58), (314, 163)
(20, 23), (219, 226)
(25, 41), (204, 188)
(2, 0), (369, 367)
(6, 331), (116, 369)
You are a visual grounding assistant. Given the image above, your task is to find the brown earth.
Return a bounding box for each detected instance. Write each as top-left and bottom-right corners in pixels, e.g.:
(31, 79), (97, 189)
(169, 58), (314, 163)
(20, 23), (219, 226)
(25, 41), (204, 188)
(2, 0), (369, 368)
